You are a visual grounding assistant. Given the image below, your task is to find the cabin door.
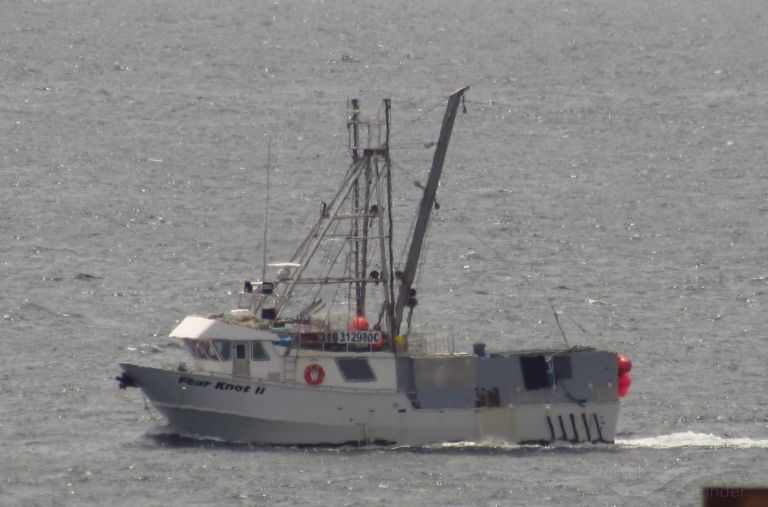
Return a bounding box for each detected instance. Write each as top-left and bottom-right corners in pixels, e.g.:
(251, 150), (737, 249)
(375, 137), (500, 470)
(232, 341), (250, 378)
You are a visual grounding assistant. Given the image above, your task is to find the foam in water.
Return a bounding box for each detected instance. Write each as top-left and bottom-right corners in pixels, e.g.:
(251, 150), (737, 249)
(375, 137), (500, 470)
(428, 432), (768, 451)
(617, 431), (768, 449)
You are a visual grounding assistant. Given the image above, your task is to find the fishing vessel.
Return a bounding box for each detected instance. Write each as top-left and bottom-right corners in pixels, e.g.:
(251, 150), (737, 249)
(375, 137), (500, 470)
(117, 86), (632, 445)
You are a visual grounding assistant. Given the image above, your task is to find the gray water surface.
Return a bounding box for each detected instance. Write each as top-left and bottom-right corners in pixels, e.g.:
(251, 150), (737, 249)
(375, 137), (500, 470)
(2, 1), (767, 505)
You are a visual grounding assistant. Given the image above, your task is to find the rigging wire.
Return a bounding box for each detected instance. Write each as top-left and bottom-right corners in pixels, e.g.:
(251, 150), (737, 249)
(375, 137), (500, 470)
(325, 250), (350, 327)
(306, 216), (348, 310)
(390, 158), (427, 195)
(448, 113), (590, 345)
(388, 97), (447, 142)
(387, 159), (427, 272)
(396, 212), (418, 273)
(290, 155), (362, 263)
(447, 205), (585, 343)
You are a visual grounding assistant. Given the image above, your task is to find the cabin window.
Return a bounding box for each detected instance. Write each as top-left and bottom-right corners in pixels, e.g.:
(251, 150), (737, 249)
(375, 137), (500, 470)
(251, 341), (270, 361)
(336, 358), (376, 382)
(519, 355), (552, 390)
(213, 340), (231, 361)
(194, 340), (219, 361)
(235, 343), (247, 360)
(182, 339), (196, 357)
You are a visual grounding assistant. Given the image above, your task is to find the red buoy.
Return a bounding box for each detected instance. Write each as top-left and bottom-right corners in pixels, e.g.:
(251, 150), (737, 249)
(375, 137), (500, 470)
(618, 372), (631, 397)
(618, 355), (633, 376)
(349, 315), (369, 331)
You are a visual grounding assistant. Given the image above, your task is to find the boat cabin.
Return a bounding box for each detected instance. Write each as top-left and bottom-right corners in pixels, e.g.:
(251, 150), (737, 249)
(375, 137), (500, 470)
(171, 315), (398, 390)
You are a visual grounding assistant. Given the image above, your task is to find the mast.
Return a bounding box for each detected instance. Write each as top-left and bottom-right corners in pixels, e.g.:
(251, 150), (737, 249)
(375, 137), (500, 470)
(359, 153), (371, 316)
(349, 99), (365, 317)
(392, 86), (469, 336)
(261, 139), (272, 282)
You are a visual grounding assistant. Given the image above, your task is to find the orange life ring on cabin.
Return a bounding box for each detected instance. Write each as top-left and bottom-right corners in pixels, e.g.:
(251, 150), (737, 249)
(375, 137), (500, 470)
(304, 364), (325, 385)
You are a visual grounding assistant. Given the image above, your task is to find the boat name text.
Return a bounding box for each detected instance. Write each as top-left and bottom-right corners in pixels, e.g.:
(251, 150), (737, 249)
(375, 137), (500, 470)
(178, 376), (266, 395)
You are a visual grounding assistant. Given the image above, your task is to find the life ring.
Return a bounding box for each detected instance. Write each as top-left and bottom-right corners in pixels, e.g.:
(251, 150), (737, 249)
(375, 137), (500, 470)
(304, 363), (325, 385)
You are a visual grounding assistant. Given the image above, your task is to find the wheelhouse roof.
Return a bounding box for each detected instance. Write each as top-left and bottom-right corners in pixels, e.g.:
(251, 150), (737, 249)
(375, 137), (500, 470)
(169, 316), (274, 341)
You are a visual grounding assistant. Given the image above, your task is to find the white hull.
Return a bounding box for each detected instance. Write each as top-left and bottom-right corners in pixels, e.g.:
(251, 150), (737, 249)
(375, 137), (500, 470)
(121, 363), (619, 445)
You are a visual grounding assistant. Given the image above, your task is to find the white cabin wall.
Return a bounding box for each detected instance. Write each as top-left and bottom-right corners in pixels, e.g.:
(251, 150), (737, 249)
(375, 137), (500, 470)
(292, 353), (397, 390)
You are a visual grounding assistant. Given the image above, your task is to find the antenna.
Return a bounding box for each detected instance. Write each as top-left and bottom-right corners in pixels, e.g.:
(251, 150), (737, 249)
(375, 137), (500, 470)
(551, 304), (570, 347)
(261, 138), (272, 282)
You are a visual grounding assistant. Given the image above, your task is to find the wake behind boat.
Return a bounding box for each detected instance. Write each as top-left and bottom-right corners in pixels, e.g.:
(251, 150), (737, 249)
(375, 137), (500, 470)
(117, 86), (632, 445)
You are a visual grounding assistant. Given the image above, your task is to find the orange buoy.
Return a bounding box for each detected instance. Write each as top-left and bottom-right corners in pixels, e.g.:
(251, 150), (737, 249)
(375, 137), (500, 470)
(349, 315), (369, 331)
(304, 364), (325, 385)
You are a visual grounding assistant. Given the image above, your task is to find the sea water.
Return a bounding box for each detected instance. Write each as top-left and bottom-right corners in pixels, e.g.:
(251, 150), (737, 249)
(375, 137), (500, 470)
(2, 1), (767, 505)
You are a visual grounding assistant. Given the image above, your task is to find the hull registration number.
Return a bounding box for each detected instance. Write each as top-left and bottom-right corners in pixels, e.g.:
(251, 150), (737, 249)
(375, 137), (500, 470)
(324, 331), (382, 345)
